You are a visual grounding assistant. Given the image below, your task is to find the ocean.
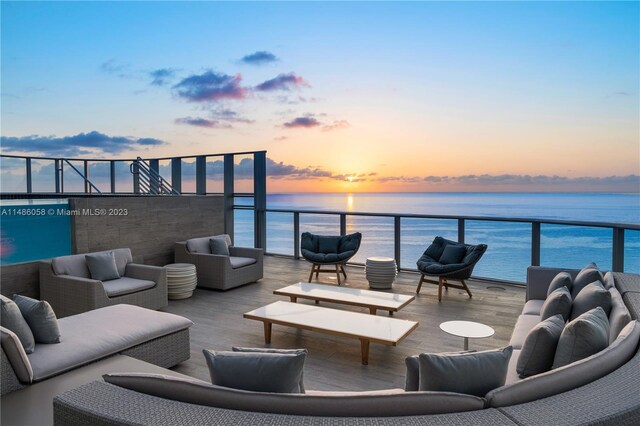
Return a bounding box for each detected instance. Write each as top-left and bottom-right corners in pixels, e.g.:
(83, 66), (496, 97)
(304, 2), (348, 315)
(234, 193), (640, 282)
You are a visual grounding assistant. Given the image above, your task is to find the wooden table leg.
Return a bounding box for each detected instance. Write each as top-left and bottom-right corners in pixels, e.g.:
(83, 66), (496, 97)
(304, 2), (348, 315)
(369, 307), (377, 315)
(388, 311), (394, 316)
(289, 296), (297, 303)
(263, 322), (272, 344)
(360, 339), (370, 365)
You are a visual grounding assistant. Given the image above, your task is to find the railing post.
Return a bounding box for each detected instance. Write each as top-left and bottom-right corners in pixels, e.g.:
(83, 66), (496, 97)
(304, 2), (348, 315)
(394, 216), (401, 270)
(25, 158), (32, 194)
(223, 154), (235, 241)
(171, 158), (182, 193)
(84, 160), (90, 193)
(110, 161), (116, 193)
(132, 161), (140, 194)
(149, 159), (160, 194)
(531, 222), (541, 267)
(458, 219), (465, 244)
(196, 156), (206, 195)
(253, 152), (267, 249)
(294, 212), (300, 259)
(55, 159), (62, 193)
(340, 214), (347, 236)
(612, 228), (625, 272)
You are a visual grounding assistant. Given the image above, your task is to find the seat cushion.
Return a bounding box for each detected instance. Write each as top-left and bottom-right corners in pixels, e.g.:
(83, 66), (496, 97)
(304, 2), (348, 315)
(552, 307), (609, 369)
(570, 281), (612, 320)
(101, 277), (156, 297)
(516, 315), (564, 378)
(27, 304), (193, 381)
(540, 286), (572, 321)
(301, 250), (354, 264)
(13, 295), (61, 344)
(509, 315), (542, 349)
(0, 295), (35, 354)
(85, 252), (120, 281)
(52, 248), (131, 278)
(547, 272), (573, 297)
(229, 256), (257, 269)
(521, 300), (545, 316)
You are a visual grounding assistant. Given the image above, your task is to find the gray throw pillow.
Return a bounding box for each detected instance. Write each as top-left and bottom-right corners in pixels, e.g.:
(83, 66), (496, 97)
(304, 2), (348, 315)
(516, 315), (564, 378)
(571, 263), (604, 298)
(85, 252), (120, 281)
(547, 272), (573, 297)
(540, 286), (572, 321)
(439, 245), (467, 264)
(13, 295), (61, 344)
(570, 281), (612, 321)
(552, 307), (609, 369)
(418, 346), (513, 397)
(232, 347), (307, 393)
(0, 295), (35, 354)
(203, 349), (306, 393)
(209, 236), (230, 256)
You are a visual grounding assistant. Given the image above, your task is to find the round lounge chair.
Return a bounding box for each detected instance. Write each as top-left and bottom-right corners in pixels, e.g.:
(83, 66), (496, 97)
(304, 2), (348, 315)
(301, 232), (362, 285)
(416, 236), (488, 301)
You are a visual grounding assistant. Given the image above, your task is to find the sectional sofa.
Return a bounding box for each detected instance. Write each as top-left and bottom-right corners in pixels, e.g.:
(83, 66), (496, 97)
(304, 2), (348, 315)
(50, 267), (640, 425)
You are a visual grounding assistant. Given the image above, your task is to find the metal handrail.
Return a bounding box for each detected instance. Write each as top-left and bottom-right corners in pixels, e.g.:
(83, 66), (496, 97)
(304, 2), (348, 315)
(130, 157), (180, 195)
(62, 159), (102, 194)
(0, 151), (266, 162)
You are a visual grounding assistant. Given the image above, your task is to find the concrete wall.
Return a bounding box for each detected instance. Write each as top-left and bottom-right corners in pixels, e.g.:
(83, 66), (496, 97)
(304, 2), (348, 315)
(1, 196), (225, 298)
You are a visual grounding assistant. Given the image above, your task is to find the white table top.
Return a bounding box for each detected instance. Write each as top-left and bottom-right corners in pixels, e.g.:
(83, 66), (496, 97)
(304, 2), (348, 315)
(244, 301), (418, 344)
(274, 282), (414, 310)
(439, 321), (495, 339)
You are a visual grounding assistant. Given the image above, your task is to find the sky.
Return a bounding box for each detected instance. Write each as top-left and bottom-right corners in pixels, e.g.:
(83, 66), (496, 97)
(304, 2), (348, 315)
(1, 1), (639, 193)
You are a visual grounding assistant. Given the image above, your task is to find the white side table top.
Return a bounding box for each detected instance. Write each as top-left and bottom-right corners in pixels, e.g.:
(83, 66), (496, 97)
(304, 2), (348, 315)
(165, 263), (196, 270)
(366, 257), (395, 263)
(439, 321), (495, 339)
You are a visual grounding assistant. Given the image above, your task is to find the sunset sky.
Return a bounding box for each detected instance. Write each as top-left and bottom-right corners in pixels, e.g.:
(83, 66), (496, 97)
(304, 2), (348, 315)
(1, 1), (639, 192)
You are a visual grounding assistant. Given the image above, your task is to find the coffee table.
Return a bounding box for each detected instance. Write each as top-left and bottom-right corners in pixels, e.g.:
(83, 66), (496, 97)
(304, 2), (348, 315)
(243, 301), (419, 365)
(439, 320), (495, 350)
(274, 282), (415, 315)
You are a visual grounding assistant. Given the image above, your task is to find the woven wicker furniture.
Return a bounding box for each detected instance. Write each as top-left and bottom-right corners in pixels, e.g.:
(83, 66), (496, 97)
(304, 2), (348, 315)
(301, 232), (362, 285)
(174, 235), (263, 291)
(39, 248), (167, 318)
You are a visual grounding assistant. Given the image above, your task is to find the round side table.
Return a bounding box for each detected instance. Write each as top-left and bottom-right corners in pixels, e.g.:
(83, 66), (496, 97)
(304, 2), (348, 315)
(365, 257), (397, 289)
(165, 263), (197, 300)
(439, 320), (495, 350)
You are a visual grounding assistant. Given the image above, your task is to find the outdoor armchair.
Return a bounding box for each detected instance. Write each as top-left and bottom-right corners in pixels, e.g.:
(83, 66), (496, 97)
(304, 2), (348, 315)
(301, 232), (362, 285)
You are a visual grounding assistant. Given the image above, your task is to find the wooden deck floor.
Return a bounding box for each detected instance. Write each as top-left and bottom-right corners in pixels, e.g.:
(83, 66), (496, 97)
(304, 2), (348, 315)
(163, 255), (526, 391)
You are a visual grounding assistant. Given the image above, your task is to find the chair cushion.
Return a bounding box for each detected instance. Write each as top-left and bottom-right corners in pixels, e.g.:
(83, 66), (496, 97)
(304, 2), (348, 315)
(424, 237), (446, 261)
(52, 248), (131, 278)
(210, 236), (230, 256)
(0, 295), (35, 354)
(540, 286), (572, 321)
(85, 252), (120, 281)
(186, 237), (212, 254)
(571, 263), (604, 298)
(608, 287), (631, 344)
(521, 300), (545, 316)
(416, 260), (467, 275)
(547, 272), (573, 297)
(570, 281), (612, 320)
(101, 277), (156, 297)
(203, 349), (306, 393)
(509, 315), (542, 350)
(439, 244), (467, 265)
(231, 347), (307, 393)
(301, 249), (354, 264)
(338, 233), (361, 253)
(13, 295), (61, 344)
(27, 304), (193, 381)
(516, 315), (564, 378)
(418, 346), (513, 397)
(229, 256), (257, 269)
(0, 326), (34, 383)
(318, 236), (341, 254)
(552, 307), (609, 369)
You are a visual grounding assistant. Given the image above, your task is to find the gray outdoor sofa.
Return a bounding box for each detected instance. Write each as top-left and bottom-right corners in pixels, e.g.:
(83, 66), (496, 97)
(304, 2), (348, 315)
(40, 248), (168, 318)
(49, 268), (640, 425)
(175, 235), (263, 290)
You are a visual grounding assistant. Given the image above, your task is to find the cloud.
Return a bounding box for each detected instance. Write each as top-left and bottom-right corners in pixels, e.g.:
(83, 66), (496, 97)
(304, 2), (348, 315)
(150, 68), (176, 86)
(240, 51), (279, 65)
(282, 116), (321, 129)
(273, 136), (288, 141)
(322, 120), (350, 132)
(174, 117), (231, 129)
(99, 59), (131, 78)
(208, 108), (254, 124)
(173, 71), (248, 102)
(0, 131), (166, 156)
(255, 73), (308, 92)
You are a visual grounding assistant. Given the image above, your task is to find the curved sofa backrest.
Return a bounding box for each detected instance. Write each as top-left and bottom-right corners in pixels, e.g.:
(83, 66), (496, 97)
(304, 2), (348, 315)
(50, 248), (132, 278)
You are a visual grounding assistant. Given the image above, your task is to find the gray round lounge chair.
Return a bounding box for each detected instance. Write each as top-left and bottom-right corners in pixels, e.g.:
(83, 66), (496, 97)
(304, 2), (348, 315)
(301, 232), (362, 285)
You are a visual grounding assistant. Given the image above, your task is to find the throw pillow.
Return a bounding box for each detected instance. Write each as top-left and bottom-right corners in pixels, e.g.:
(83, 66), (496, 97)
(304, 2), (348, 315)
(540, 286), (572, 321)
(209, 236), (230, 256)
(547, 272), (573, 297)
(439, 244), (467, 265)
(0, 295), (35, 354)
(516, 314), (564, 377)
(552, 307), (609, 369)
(424, 238), (445, 260)
(13, 295), (61, 344)
(570, 281), (612, 321)
(231, 347), (307, 392)
(418, 346), (513, 397)
(203, 349), (306, 393)
(85, 252), (120, 281)
(318, 236), (340, 254)
(571, 263), (604, 298)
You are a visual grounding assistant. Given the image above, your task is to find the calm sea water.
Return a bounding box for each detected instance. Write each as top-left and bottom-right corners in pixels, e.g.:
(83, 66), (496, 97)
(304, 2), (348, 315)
(234, 193), (640, 282)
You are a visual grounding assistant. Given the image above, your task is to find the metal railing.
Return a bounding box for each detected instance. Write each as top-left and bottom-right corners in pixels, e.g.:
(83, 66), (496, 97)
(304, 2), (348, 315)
(130, 157), (180, 195)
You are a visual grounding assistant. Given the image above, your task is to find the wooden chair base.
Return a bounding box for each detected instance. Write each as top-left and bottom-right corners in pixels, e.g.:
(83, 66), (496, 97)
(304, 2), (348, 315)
(308, 263), (348, 285)
(416, 274), (472, 302)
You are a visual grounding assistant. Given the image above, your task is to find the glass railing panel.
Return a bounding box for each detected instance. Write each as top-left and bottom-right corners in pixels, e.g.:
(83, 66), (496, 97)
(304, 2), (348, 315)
(114, 161), (133, 193)
(62, 160), (86, 193)
(624, 230), (640, 273)
(347, 215), (394, 264)
(86, 161), (110, 193)
(0, 157), (26, 192)
(31, 160), (56, 192)
(206, 156), (224, 193)
(234, 209), (255, 247)
(540, 224), (612, 271)
(465, 220), (531, 283)
(181, 158), (196, 193)
(234, 196), (254, 207)
(400, 218), (457, 269)
(266, 211), (294, 255)
(234, 154), (253, 193)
